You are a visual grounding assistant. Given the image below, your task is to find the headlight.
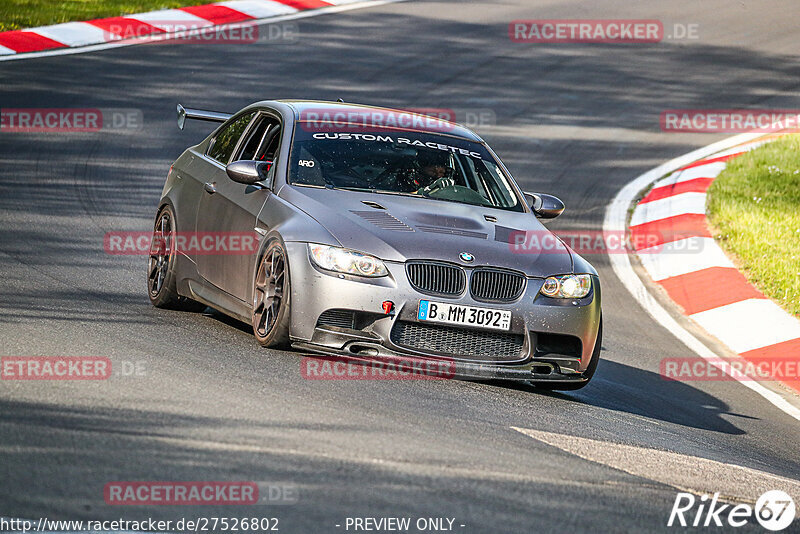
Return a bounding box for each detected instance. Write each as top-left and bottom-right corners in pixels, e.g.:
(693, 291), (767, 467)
(540, 274), (592, 299)
(308, 244), (388, 277)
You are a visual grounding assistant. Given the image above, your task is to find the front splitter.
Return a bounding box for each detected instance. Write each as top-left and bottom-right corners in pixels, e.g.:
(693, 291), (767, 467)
(292, 341), (587, 384)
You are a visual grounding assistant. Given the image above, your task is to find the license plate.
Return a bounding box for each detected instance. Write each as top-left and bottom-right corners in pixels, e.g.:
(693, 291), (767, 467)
(417, 300), (511, 331)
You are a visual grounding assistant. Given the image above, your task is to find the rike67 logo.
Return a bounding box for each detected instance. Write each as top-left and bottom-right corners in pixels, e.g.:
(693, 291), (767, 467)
(669, 490), (795, 531)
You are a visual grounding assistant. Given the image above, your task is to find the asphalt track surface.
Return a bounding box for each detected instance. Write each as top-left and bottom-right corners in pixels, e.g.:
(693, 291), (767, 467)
(1, 1), (800, 532)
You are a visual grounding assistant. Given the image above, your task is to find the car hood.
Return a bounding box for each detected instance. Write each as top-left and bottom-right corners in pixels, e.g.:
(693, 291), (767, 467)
(279, 186), (574, 277)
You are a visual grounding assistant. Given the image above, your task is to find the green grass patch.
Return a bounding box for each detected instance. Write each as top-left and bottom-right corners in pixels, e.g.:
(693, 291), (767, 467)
(707, 134), (800, 317)
(0, 1), (215, 32)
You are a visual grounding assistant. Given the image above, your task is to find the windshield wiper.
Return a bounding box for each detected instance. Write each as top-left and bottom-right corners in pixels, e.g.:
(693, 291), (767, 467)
(335, 186), (375, 192)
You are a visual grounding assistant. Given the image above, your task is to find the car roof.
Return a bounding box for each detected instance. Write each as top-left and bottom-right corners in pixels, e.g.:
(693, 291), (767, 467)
(264, 100), (484, 142)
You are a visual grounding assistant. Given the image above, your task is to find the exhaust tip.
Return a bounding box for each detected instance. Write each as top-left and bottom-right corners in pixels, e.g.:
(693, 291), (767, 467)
(531, 364), (553, 375)
(348, 344), (379, 357)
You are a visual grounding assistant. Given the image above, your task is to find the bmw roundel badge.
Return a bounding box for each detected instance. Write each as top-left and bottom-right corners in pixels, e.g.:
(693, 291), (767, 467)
(459, 252), (475, 263)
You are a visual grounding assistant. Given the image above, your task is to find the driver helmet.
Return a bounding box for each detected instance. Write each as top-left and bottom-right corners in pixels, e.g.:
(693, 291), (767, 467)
(414, 150), (453, 188)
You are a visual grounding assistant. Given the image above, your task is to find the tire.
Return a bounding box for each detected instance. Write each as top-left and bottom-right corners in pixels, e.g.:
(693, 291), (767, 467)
(147, 205), (206, 311)
(252, 239), (291, 348)
(533, 317), (602, 391)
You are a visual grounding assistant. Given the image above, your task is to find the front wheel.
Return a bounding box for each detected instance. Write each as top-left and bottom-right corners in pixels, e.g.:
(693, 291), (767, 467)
(533, 317), (602, 391)
(252, 240), (291, 348)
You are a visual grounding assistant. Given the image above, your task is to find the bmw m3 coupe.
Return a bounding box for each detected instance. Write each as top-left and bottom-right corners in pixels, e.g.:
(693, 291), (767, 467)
(148, 100), (602, 390)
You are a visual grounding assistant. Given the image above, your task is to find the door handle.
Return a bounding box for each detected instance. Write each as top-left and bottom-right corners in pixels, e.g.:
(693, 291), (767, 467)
(203, 182), (217, 194)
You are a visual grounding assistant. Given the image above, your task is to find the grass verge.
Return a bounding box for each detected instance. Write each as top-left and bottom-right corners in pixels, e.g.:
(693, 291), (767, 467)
(707, 134), (800, 317)
(0, 1), (215, 32)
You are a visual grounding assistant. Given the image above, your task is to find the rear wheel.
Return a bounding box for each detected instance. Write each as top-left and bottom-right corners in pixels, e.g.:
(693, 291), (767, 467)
(147, 205), (205, 311)
(252, 240), (291, 348)
(533, 317), (602, 391)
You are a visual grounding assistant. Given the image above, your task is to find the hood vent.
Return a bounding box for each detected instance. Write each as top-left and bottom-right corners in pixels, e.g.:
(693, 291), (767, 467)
(360, 200), (386, 210)
(351, 210), (414, 232)
(417, 225), (487, 239)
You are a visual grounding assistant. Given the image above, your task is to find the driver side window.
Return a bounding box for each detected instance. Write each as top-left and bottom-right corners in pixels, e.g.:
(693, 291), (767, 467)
(231, 112), (282, 185)
(256, 119), (281, 162)
(207, 112), (255, 164)
(238, 114), (280, 162)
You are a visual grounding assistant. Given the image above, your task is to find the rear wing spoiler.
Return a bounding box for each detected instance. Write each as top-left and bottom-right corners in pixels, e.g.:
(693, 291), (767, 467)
(177, 103), (231, 130)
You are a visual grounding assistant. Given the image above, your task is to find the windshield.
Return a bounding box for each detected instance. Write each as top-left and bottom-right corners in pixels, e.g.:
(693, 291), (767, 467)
(288, 128), (524, 212)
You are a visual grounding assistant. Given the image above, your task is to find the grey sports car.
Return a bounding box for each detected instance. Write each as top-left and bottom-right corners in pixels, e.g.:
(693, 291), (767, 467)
(149, 100), (602, 390)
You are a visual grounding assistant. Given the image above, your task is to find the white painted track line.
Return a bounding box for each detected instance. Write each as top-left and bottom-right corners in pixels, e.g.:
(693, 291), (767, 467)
(29, 22), (110, 47)
(690, 299), (800, 354)
(630, 192), (707, 226)
(637, 237), (734, 281)
(217, 0), (298, 18)
(653, 161), (726, 188)
(513, 428), (800, 500)
(127, 9), (215, 31)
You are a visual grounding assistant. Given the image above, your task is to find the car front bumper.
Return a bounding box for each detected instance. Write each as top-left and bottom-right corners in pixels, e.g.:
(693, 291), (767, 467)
(284, 242), (602, 382)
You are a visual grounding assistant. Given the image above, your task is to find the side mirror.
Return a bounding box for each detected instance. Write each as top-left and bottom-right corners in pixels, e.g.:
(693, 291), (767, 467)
(226, 160), (272, 186)
(524, 192), (565, 219)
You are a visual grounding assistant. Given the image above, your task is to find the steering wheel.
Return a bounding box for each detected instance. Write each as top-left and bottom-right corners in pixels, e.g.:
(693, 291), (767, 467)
(417, 176), (456, 196)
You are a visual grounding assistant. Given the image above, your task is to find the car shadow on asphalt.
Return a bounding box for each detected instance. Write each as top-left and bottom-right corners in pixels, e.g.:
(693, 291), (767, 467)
(180, 309), (759, 437)
(487, 358), (756, 436)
